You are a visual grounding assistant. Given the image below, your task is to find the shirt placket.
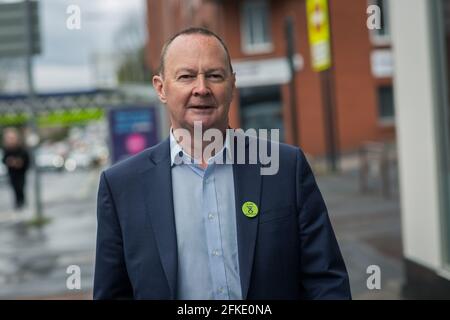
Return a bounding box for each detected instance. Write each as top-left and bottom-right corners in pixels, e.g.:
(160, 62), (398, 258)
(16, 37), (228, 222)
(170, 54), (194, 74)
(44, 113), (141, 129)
(202, 164), (229, 299)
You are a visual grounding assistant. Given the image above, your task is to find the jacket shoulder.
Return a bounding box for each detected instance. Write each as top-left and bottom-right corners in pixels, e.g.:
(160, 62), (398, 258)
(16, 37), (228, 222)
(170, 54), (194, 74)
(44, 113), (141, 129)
(251, 135), (302, 160)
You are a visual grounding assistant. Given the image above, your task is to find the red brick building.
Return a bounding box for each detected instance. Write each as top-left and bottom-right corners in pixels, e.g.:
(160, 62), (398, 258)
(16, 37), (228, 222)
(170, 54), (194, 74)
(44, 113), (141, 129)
(146, 0), (395, 156)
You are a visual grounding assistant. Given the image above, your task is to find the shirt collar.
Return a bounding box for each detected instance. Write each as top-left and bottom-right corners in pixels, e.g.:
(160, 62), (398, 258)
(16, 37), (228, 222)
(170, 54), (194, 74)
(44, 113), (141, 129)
(169, 127), (232, 166)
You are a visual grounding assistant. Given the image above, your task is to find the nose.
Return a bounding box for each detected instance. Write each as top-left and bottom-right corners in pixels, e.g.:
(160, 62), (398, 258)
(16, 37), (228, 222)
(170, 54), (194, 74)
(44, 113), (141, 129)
(192, 74), (210, 97)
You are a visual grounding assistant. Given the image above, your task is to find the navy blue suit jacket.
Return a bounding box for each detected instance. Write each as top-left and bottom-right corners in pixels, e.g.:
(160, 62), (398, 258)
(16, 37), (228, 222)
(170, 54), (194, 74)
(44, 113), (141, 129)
(93, 136), (351, 299)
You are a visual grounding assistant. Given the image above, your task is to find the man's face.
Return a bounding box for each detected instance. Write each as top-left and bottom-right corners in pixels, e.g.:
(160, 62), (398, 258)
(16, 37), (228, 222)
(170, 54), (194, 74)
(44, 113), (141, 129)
(3, 130), (19, 148)
(153, 34), (235, 133)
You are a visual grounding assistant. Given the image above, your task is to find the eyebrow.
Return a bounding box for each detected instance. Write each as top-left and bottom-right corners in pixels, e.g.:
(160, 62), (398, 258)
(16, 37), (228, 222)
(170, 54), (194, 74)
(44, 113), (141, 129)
(175, 68), (227, 75)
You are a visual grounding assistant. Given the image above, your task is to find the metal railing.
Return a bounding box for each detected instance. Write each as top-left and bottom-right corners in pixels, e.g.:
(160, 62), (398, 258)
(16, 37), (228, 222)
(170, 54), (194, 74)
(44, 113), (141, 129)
(359, 141), (397, 199)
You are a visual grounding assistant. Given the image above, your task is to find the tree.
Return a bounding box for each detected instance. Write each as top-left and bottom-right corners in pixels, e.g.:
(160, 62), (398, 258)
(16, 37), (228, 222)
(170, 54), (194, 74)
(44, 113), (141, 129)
(114, 12), (151, 84)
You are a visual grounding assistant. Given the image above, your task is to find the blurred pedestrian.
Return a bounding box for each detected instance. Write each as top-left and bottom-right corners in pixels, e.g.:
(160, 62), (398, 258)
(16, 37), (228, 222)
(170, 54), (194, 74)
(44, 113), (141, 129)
(2, 127), (30, 210)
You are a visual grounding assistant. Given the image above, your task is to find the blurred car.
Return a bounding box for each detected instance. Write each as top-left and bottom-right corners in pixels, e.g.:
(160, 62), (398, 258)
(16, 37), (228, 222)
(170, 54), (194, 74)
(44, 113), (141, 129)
(36, 148), (65, 171)
(64, 151), (93, 172)
(90, 144), (109, 167)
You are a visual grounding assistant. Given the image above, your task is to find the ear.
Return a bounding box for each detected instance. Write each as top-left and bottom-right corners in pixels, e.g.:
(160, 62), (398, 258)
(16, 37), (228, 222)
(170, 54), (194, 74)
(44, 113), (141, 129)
(231, 72), (236, 99)
(152, 75), (167, 104)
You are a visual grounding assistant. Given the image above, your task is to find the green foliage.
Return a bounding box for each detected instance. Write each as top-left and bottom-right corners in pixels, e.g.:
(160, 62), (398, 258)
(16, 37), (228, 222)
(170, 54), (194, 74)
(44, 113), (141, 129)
(117, 46), (152, 84)
(0, 108), (105, 127)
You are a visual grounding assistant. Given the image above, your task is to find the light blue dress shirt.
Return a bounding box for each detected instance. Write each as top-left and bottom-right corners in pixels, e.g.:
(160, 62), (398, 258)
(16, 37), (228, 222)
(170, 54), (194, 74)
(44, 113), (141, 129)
(169, 129), (242, 300)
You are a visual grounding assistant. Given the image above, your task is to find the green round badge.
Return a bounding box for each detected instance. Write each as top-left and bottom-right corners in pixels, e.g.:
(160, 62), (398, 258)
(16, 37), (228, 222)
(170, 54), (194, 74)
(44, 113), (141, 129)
(242, 201), (259, 218)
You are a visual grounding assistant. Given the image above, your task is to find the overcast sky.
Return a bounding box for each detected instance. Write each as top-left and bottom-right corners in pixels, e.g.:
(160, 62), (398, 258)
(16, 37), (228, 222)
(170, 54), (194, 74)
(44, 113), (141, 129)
(1, 0), (146, 92)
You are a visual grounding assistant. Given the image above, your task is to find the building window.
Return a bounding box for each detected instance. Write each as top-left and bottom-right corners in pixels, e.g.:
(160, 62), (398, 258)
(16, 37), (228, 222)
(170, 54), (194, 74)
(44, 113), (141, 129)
(369, 0), (391, 45)
(241, 0), (273, 54)
(377, 85), (395, 124)
(239, 85), (284, 142)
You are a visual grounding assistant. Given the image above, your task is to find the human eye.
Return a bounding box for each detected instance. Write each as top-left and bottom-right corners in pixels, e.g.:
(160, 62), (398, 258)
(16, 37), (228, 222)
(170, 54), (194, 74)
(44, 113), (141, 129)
(177, 74), (196, 81)
(206, 73), (225, 82)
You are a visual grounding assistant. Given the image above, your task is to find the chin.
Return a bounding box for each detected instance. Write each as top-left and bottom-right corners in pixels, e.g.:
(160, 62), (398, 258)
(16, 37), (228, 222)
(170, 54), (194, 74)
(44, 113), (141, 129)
(186, 118), (219, 130)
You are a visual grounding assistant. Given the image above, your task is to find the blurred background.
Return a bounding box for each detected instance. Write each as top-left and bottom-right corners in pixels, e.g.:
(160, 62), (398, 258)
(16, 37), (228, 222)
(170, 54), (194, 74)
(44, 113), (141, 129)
(0, 0), (449, 300)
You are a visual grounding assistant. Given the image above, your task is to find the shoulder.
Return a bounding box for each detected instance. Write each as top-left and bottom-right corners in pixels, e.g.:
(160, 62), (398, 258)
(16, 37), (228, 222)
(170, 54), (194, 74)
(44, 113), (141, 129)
(241, 133), (308, 177)
(245, 134), (302, 160)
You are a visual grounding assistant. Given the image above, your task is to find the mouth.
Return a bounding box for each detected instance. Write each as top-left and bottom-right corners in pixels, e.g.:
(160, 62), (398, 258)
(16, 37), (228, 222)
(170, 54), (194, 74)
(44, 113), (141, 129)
(187, 105), (216, 110)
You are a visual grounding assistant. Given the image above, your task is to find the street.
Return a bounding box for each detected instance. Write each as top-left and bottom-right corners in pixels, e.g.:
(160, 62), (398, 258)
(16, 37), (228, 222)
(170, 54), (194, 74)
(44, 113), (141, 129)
(0, 169), (98, 299)
(319, 165), (403, 299)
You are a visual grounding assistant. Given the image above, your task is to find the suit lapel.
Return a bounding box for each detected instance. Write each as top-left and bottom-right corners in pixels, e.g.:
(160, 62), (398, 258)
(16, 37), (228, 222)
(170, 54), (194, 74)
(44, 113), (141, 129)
(139, 139), (178, 299)
(233, 136), (262, 300)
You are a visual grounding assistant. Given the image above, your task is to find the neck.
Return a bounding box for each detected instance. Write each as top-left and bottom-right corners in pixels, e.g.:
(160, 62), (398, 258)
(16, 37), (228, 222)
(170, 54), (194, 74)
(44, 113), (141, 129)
(173, 126), (227, 168)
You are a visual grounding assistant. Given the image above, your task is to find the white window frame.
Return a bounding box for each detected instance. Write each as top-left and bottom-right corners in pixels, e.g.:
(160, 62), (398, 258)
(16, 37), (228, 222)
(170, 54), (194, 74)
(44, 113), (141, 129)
(368, 0), (391, 46)
(240, 0), (273, 55)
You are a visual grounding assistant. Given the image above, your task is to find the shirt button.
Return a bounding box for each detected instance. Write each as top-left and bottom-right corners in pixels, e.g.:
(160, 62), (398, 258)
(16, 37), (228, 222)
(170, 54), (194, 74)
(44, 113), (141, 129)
(212, 249), (221, 256)
(218, 287), (224, 294)
(208, 213), (215, 220)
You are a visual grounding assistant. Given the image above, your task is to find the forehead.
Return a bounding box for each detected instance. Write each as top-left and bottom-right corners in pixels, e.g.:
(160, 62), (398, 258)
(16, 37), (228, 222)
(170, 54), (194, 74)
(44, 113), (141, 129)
(164, 34), (228, 72)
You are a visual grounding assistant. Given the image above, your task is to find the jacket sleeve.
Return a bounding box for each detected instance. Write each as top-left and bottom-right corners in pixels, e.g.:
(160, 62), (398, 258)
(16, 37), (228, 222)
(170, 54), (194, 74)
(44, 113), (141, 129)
(93, 171), (134, 299)
(296, 148), (352, 299)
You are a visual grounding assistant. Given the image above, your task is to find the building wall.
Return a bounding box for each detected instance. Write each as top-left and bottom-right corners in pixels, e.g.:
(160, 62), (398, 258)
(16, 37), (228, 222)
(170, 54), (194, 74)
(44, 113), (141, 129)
(146, 0), (396, 156)
(146, 0), (223, 74)
(391, 0), (444, 272)
(332, 0), (378, 151)
(389, 0), (450, 298)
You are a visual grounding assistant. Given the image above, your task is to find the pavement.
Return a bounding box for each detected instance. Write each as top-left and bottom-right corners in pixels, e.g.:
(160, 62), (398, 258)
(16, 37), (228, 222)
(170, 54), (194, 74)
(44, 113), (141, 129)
(315, 157), (403, 299)
(0, 169), (98, 300)
(0, 152), (404, 300)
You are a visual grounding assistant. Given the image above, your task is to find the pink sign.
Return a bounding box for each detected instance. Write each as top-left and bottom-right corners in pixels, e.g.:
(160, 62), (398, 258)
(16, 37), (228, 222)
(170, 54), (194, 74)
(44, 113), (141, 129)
(125, 133), (147, 154)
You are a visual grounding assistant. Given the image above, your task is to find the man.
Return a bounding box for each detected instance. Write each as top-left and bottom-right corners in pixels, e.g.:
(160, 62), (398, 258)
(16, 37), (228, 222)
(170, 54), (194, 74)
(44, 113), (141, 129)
(94, 27), (351, 299)
(2, 127), (30, 210)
